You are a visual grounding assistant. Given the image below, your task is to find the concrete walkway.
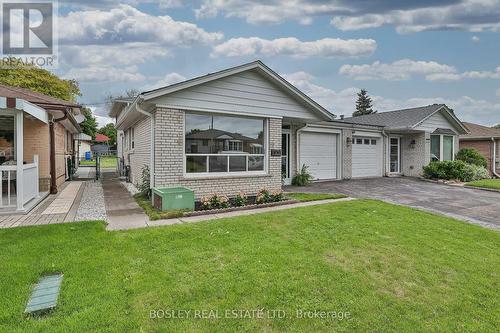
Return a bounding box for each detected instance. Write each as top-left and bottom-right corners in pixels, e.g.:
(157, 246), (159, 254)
(101, 170), (148, 230)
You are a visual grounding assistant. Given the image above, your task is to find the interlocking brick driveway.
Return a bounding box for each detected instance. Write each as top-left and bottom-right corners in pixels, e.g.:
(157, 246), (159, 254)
(285, 177), (500, 229)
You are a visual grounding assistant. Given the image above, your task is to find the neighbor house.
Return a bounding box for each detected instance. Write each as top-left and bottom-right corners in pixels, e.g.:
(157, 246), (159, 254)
(0, 84), (82, 213)
(459, 122), (500, 177)
(110, 61), (469, 199)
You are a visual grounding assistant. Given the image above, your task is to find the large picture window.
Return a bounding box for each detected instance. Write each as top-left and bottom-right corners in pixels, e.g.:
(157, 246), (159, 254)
(430, 134), (454, 161)
(185, 113), (266, 174)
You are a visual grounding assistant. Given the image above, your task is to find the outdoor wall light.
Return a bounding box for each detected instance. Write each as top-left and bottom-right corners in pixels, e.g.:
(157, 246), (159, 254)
(410, 139), (416, 149)
(346, 137), (352, 147)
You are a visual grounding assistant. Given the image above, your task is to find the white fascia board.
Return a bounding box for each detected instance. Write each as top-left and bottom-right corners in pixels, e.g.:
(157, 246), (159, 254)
(17, 100), (49, 124)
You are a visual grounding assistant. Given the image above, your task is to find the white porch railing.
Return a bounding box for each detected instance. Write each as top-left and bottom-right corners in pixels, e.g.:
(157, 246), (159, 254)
(0, 165), (16, 208)
(23, 156), (39, 205)
(0, 155), (39, 211)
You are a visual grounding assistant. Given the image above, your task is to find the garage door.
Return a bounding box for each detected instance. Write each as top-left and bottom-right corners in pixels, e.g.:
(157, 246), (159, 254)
(352, 137), (382, 178)
(299, 132), (337, 180)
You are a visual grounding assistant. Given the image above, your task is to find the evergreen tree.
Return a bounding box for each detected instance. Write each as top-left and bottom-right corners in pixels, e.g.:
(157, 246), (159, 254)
(80, 107), (98, 138)
(352, 89), (376, 117)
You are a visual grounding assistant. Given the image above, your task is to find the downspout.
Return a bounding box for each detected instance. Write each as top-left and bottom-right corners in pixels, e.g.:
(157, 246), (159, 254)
(49, 109), (69, 194)
(135, 98), (155, 189)
(492, 138), (500, 178)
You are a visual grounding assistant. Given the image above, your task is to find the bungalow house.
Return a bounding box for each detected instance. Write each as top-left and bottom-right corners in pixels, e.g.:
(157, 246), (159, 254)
(0, 84), (82, 213)
(110, 61), (468, 200)
(459, 122), (500, 177)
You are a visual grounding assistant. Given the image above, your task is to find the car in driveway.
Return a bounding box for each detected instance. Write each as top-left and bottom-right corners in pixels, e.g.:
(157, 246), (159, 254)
(286, 177), (500, 229)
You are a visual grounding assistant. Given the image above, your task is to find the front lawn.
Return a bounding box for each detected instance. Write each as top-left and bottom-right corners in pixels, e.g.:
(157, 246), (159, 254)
(1, 200), (499, 332)
(286, 192), (347, 202)
(466, 178), (500, 190)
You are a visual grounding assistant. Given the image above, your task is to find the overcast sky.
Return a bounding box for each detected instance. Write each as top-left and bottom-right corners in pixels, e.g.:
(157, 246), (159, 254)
(54, 0), (500, 127)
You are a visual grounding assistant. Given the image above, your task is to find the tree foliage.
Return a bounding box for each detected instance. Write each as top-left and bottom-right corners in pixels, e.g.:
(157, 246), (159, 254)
(493, 124), (500, 129)
(98, 123), (117, 146)
(0, 62), (80, 102)
(352, 89), (376, 117)
(80, 107), (98, 138)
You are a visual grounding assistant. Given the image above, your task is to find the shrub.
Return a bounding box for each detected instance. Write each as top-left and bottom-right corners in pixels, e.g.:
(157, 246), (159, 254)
(234, 192), (248, 207)
(468, 164), (490, 181)
(137, 165), (151, 198)
(456, 148), (488, 168)
(270, 189), (285, 202)
(292, 164), (313, 186)
(423, 160), (490, 182)
(201, 194), (230, 210)
(256, 188), (271, 204)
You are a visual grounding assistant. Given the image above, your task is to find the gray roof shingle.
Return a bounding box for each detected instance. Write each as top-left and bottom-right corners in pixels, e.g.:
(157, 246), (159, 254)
(342, 104), (445, 129)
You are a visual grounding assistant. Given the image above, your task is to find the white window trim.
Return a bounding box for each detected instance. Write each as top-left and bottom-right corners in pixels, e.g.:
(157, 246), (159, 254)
(431, 134), (455, 161)
(183, 112), (268, 178)
(389, 136), (401, 174)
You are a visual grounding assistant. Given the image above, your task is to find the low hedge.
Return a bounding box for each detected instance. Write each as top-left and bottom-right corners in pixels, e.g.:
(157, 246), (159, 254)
(423, 160), (490, 182)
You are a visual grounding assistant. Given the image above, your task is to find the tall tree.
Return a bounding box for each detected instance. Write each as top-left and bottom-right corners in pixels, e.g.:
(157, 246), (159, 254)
(493, 124), (500, 129)
(98, 123), (117, 146)
(352, 89), (376, 117)
(0, 62), (80, 102)
(80, 107), (98, 138)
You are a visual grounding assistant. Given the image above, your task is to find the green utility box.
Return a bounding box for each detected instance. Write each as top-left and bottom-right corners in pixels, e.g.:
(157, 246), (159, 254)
(152, 187), (195, 211)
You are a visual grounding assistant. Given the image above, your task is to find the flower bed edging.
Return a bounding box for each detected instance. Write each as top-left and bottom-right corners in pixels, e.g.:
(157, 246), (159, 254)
(183, 199), (300, 217)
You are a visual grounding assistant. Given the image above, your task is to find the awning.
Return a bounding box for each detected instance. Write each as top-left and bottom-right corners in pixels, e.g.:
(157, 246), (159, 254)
(0, 97), (48, 123)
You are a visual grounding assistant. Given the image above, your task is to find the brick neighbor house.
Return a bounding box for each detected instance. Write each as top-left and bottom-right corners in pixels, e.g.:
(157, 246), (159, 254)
(460, 122), (500, 177)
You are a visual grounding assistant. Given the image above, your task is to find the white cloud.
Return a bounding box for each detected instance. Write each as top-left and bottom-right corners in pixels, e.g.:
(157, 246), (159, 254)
(62, 43), (169, 67)
(64, 66), (145, 83)
(142, 73), (186, 91)
(331, 0), (500, 33)
(340, 60), (500, 82)
(59, 5), (223, 46)
(472, 35), (480, 42)
(284, 71), (500, 125)
(211, 37), (376, 58)
(194, 0), (500, 33)
(58, 5), (222, 83)
(339, 59), (457, 81)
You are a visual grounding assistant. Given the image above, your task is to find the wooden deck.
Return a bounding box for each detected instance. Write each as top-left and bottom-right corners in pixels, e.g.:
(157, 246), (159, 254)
(0, 181), (86, 228)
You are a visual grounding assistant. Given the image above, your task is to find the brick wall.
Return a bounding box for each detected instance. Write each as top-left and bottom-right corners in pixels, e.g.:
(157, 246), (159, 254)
(342, 129), (353, 179)
(23, 115), (50, 191)
(459, 140), (494, 175)
(401, 133), (427, 177)
(154, 108), (282, 199)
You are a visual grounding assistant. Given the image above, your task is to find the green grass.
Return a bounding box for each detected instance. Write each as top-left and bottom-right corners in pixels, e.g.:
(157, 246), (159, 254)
(134, 193), (186, 220)
(99, 156), (117, 169)
(286, 192), (347, 202)
(466, 178), (500, 190)
(78, 160), (96, 166)
(1, 200), (499, 332)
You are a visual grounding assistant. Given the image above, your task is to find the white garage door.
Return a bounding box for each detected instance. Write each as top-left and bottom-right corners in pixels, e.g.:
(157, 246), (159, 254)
(299, 132), (337, 180)
(352, 137), (382, 178)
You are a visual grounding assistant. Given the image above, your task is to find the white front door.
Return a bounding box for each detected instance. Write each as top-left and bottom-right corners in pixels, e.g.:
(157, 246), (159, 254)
(299, 132), (337, 180)
(389, 137), (401, 173)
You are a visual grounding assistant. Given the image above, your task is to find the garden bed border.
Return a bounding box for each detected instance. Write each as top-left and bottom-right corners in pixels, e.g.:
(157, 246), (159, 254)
(184, 199), (300, 217)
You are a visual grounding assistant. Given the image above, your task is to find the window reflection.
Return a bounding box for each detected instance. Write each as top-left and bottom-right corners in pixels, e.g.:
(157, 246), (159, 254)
(185, 113), (265, 173)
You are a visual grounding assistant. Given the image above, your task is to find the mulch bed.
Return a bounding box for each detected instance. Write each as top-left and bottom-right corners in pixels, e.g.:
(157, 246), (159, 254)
(184, 199), (300, 217)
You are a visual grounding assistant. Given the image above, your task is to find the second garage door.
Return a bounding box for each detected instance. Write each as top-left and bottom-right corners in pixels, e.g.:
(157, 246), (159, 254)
(352, 136), (383, 178)
(299, 132), (337, 180)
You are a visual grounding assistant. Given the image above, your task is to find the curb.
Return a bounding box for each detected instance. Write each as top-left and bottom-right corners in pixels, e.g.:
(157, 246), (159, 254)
(463, 185), (500, 193)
